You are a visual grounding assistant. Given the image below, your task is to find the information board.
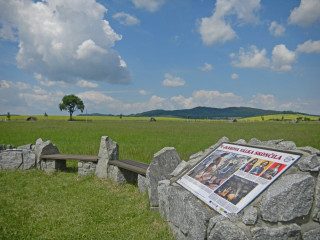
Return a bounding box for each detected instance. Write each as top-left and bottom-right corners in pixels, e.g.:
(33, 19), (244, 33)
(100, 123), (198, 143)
(177, 143), (302, 218)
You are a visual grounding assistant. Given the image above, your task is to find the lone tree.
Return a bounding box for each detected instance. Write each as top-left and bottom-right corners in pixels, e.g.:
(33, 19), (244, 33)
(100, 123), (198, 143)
(59, 94), (84, 121)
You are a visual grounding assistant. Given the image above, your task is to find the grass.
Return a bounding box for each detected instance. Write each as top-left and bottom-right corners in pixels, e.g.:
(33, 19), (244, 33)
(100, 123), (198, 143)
(0, 118), (320, 239)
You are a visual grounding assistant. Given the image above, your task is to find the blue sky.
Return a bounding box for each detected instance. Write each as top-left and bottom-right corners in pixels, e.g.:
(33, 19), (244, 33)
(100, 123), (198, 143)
(0, 0), (319, 116)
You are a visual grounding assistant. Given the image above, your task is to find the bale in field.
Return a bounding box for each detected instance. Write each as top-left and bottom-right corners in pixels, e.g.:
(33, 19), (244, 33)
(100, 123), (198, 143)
(150, 117), (156, 122)
(26, 116), (37, 121)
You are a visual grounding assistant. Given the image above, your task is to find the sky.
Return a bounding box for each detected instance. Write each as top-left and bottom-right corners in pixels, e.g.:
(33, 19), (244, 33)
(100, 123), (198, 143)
(0, 0), (320, 116)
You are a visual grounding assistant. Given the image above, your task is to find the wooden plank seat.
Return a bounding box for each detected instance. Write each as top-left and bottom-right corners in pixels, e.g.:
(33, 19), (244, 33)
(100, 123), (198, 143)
(109, 159), (149, 176)
(40, 154), (98, 162)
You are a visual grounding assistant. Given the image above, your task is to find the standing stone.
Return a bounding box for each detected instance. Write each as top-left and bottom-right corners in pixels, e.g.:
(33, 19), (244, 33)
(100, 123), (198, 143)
(248, 138), (262, 146)
(260, 174), (314, 222)
(251, 224), (301, 240)
(146, 147), (181, 207)
(35, 138), (60, 169)
(138, 174), (147, 194)
(158, 180), (171, 221)
(107, 165), (137, 185)
(95, 136), (119, 178)
(17, 144), (33, 150)
(313, 173), (320, 222)
(208, 220), (249, 240)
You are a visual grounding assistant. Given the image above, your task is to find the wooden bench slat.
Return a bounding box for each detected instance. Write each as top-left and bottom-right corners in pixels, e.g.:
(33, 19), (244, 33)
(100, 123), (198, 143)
(119, 159), (149, 169)
(40, 154), (98, 162)
(109, 159), (149, 176)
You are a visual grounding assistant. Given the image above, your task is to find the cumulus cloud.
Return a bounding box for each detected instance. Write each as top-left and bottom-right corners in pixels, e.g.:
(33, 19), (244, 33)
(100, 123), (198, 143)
(199, 0), (261, 46)
(288, 0), (320, 27)
(271, 44), (297, 72)
(77, 79), (99, 89)
(162, 74), (186, 87)
(113, 12), (140, 26)
(269, 21), (285, 37)
(131, 0), (166, 12)
(139, 90), (151, 95)
(231, 73), (239, 79)
(199, 62), (213, 71)
(171, 90), (244, 109)
(230, 45), (270, 68)
(0, 79), (63, 114)
(0, 0), (130, 85)
(249, 93), (275, 109)
(296, 39), (320, 53)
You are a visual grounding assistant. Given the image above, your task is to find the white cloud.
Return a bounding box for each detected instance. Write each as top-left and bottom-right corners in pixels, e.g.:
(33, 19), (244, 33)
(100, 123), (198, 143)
(230, 45), (270, 68)
(249, 93), (276, 109)
(162, 74), (186, 87)
(271, 44), (297, 72)
(296, 40), (320, 53)
(171, 90), (244, 109)
(269, 21), (285, 37)
(288, 0), (320, 27)
(199, 62), (213, 71)
(131, 0), (166, 12)
(77, 80), (99, 89)
(231, 73), (239, 79)
(139, 90), (151, 95)
(113, 12), (140, 26)
(0, 0), (130, 85)
(199, 0), (261, 46)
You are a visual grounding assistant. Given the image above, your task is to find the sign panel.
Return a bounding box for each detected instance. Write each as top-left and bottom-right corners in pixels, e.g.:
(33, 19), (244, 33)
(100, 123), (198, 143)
(177, 143), (302, 218)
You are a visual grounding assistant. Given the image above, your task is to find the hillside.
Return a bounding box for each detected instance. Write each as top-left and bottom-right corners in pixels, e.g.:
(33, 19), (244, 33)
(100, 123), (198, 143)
(130, 107), (309, 119)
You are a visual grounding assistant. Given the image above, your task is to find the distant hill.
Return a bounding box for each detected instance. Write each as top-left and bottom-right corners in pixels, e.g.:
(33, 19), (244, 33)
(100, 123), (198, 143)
(128, 106), (310, 119)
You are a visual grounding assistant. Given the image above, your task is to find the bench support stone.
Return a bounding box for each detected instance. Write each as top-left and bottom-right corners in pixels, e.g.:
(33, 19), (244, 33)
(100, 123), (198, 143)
(78, 161), (97, 177)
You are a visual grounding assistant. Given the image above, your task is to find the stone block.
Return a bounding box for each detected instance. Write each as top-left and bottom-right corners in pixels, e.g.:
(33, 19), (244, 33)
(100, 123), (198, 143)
(35, 138), (59, 169)
(146, 147), (181, 207)
(78, 161), (97, 177)
(21, 150), (36, 170)
(158, 180), (170, 221)
(260, 174), (315, 222)
(242, 206), (258, 225)
(296, 154), (320, 172)
(208, 220), (249, 240)
(0, 150), (23, 170)
(303, 228), (320, 240)
(206, 215), (227, 237)
(313, 173), (320, 222)
(95, 136), (119, 178)
(276, 141), (297, 150)
(251, 224), (301, 240)
(248, 138), (262, 146)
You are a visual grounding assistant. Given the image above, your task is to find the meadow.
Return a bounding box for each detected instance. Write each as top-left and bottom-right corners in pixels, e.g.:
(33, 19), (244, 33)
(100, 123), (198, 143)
(0, 117), (320, 239)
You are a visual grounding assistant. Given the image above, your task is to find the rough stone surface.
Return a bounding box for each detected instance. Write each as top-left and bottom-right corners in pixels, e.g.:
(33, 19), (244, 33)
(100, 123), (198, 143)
(168, 222), (187, 240)
(138, 174), (147, 194)
(95, 136), (119, 178)
(297, 154), (320, 172)
(296, 146), (320, 155)
(207, 136), (230, 151)
(0, 150), (23, 169)
(35, 138), (60, 169)
(78, 161), (97, 177)
(248, 138), (262, 146)
(233, 139), (247, 145)
(146, 147), (181, 207)
(107, 165), (137, 185)
(189, 151), (204, 161)
(276, 141), (297, 150)
(41, 159), (66, 173)
(21, 150), (36, 170)
(17, 144), (33, 150)
(206, 215), (226, 238)
(261, 139), (283, 148)
(302, 228), (320, 240)
(251, 224), (301, 240)
(158, 180), (170, 221)
(260, 174), (314, 222)
(242, 206), (258, 225)
(170, 160), (188, 177)
(208, 220), (249, 240)
(313, 173), (320, 222)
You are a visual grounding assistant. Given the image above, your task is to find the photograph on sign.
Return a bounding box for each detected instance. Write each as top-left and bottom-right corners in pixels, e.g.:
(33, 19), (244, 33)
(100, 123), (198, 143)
(177, 143), (302, 218)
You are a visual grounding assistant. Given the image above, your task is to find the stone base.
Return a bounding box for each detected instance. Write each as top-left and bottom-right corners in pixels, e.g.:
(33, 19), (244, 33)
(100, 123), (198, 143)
(41, 159), (66, 173)
(107, 165), (138, 185)
(78, 161), (97, 177)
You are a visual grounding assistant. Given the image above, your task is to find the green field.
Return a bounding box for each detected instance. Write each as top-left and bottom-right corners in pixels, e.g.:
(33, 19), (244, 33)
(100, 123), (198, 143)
(0, 118), (320, 239)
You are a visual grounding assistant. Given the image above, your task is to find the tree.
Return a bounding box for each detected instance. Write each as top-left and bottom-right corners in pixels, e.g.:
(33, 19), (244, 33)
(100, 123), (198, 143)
(59, 95), (84, 121)
(44, 112), (48, 119)
(7, 112), (10, 120)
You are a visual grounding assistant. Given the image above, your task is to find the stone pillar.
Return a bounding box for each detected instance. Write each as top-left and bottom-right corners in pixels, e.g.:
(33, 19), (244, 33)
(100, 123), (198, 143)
(78, 161), (97, 177)
(34, 138), (61, 172)
(95, 136), (119, 178)
(146, 147), (181, 209)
